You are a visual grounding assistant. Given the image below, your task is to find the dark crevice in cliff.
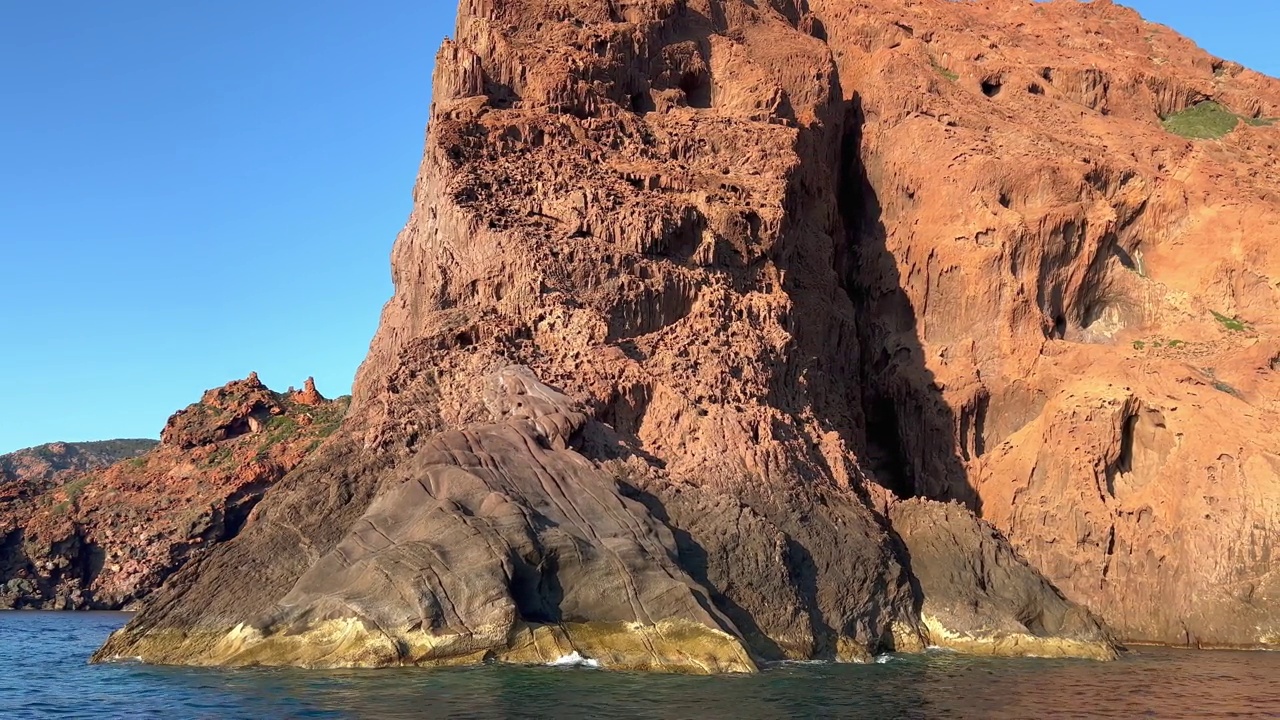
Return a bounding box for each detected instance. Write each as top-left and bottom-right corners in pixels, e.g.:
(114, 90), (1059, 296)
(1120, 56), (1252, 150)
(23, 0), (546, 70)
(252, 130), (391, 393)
(863, 397), (916, 499)
(1116, 413), (1139, 477)
(508, 550), (565, 624)
(784, 536), (838, 657)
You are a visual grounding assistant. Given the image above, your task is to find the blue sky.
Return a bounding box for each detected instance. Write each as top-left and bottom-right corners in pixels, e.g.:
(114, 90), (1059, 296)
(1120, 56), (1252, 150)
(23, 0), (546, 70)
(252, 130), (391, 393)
(1121, 1), (1277, 76)
(0, 2), (456, 453)
(0, 2), (1275, 455)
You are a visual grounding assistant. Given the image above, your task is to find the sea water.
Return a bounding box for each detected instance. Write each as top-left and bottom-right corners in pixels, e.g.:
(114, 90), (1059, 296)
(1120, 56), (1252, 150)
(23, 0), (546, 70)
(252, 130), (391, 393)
(1, 612), (1277, 719)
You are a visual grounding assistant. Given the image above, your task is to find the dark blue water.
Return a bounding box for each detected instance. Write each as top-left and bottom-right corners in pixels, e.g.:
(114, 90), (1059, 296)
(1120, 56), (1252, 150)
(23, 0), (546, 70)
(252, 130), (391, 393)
(1, 612), (1278, 719)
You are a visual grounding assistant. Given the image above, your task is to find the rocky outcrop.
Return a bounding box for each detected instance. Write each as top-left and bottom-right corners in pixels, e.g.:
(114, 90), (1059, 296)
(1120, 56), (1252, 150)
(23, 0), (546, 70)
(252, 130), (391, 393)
(103, 368), (754, 671)
(95, 0), (1279, 670)
(0, 375), (346, 610)
(1, 440), (157, 499)
(291, 377), (326, 407)
(889, 499), (1114, 659)
(1, 440), (157, 607)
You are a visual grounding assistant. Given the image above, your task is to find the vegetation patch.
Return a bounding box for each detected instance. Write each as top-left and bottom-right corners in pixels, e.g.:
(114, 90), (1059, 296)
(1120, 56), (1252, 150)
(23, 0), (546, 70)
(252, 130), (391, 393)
(1132, 338), (1188, 352)
(205, 446), (235, 468)
(1162, 102), (1276, 139)
(1211, 310), (1248, 332)
(264, 415), (299, 444)
(254, 414), (307, 459)
(61, 476), (93, 503)
(308, 398), (350, 438)
(930, 57), (958, 83)
(1212, 380), (1242, 398)
(1162, 101), (1240, 139)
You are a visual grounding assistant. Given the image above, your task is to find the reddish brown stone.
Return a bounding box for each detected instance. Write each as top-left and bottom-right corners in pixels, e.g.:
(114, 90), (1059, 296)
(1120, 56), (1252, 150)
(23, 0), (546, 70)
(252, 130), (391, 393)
(0, 379), (347, 610)
(292, 377), (326, 407)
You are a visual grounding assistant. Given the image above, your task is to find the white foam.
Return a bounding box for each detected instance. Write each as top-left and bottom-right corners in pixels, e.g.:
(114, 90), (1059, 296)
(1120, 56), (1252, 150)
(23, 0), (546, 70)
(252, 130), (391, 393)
(547, 652), (600, 668)
(874, 654), (896, 664)
(100, 655), (144, 664)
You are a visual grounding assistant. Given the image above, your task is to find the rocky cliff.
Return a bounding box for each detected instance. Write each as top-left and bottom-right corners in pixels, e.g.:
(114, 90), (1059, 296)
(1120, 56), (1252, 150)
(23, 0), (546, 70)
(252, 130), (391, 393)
(0, 375), (346, 610)
(95, 0), (1279, 670)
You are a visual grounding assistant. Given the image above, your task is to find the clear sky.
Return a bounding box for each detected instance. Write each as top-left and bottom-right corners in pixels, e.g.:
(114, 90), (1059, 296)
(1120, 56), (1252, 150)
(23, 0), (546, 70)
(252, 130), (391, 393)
(0, 2), (1275, 455)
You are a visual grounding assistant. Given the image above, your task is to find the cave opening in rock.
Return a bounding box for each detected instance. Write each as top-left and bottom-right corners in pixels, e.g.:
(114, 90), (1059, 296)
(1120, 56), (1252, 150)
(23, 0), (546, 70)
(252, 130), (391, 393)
(223, 498), (260, 540)
(834, 97), (972, 505)
(508, 552), (564, 624)
(1117, 413), (1138, 475)
(678, 71), (712, 108)
(1051, 314), (1067, 339)
(1105, 412), (1140, 497)
(744, 210), (762, 240)
(982, 78), (1003, 98)
(864, 397), (918, 500)
(630, 90), (655, 114)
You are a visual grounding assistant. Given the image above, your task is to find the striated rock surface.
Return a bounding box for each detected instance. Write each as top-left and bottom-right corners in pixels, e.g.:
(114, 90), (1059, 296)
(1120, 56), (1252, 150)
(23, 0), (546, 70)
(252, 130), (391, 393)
(109, 368), (754, 671)
(97, 0), (1279, 669)
(0, 375), (347, 610)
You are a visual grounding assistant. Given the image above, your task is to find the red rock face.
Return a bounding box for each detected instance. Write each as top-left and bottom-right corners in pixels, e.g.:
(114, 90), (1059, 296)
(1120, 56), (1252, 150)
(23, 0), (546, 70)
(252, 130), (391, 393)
(292, 377), (326, 407)
(809, 0), (1280, 647)
(0, 376), (346, 610)
(95, 0), (1278, 668)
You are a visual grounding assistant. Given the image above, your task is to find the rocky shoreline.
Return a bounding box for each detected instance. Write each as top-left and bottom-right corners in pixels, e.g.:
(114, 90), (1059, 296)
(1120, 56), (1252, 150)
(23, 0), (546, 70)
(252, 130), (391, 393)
(20, 0), (1280, 673)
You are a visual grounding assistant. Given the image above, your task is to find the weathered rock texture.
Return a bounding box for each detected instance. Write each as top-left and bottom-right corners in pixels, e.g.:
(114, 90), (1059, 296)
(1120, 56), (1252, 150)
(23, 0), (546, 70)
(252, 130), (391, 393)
(96, 0), (1279, 670)
(819, 0), (1280, 648)
(889, 499), (1113, 659)
(0, 376), (346, 610)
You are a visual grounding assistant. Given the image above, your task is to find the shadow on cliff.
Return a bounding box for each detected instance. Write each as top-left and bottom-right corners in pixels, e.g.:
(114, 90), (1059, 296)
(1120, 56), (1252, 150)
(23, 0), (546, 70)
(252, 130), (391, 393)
(834, 94), (979, 512)
(582, 2), (976, 663)
(617, 482), (793, 660)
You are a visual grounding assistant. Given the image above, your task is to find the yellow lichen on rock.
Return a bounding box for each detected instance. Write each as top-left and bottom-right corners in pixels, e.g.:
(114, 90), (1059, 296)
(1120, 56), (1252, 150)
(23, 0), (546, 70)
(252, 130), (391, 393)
(921, 615), (1118, 662)
(500, 621), (756, 674)
(98, 618), (757, 674)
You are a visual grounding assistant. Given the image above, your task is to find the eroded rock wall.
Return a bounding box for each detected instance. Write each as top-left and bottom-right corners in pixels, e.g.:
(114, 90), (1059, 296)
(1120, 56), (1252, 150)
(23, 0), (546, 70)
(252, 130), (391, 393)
(808, 0), (1280, 646)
